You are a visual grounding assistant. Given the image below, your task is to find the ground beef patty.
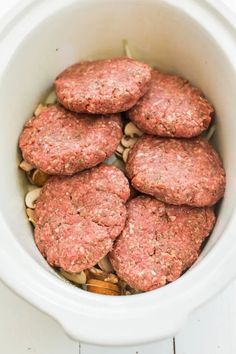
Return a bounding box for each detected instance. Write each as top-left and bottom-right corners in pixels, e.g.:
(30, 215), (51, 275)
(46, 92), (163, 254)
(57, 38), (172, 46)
(54, 57), (152, 114)
(126, 136), (226, 207)
(127, 70), (214, 137)
(110, 196), (215, 291)
(19, 105), (122, 175)
(34, 165), (130, 272)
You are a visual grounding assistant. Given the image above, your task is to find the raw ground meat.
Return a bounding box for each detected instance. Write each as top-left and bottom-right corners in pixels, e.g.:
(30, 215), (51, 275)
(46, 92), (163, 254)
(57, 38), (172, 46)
(127, 70), (214, 138)
(55, 57), (152, 114)
(126, 135), (226, 207)
(19, 105), (122, 175)
(34, 165), (130, 272)
(110, 196), (216, 291)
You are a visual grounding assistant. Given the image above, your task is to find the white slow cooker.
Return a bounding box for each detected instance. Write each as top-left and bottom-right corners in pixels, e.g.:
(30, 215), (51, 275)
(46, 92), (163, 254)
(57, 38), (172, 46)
(0, 0), (236, 346)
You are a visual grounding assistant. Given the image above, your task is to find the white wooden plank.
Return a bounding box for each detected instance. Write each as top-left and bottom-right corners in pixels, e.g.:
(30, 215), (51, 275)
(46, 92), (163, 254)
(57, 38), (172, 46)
(80, 340), (174, 354)
(175, 279), (236, 354)
(0, 280), (78, 354)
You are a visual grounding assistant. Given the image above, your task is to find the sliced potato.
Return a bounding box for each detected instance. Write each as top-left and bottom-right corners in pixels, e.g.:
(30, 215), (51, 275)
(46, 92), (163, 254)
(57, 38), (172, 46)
(87, 279), (120, 295)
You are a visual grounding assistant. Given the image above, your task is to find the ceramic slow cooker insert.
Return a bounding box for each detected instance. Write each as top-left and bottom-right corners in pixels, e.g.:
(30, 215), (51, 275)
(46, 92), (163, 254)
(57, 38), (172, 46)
(0, 0), (236, 346)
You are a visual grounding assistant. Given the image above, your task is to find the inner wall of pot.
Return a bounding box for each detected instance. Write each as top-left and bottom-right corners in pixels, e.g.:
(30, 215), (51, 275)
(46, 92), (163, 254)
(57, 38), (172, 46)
(0, 0), (235, 277)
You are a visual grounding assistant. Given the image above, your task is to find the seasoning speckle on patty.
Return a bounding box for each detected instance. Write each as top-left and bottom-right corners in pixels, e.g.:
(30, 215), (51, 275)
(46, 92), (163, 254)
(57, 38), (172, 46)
(126, 135), (226, 207)
(110, 196), (215, 291)
(34, 165), (130, 273)
(19, 105), (122, 175)
(127, 70), (214, 137)
(55, 57), (152, 114)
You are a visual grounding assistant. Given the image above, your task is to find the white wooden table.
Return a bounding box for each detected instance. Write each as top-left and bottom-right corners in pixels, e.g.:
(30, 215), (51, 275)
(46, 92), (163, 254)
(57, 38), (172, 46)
(0, 0), (235, 353)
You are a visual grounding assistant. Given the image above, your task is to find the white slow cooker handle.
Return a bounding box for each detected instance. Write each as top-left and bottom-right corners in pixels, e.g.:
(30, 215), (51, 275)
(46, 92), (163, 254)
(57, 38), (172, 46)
(52, 304), (189, 346)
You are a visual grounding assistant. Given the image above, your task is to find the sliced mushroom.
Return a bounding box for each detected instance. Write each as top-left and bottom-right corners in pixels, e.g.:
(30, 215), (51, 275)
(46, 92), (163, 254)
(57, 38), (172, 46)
(34, 104), (46, 116)
(98, 256), (114, 273)
(31, 169), (49, 187)
(44, 89), (57, 105)
(26, 208), (36, 226)
(88, 266), (118, 283)
(19, 160), (34, 172)
(87, 279), (120, 295)
(88, 267), (107, 280)
(26, 171), (35, 185)
(121, 135), (138, 148)
(25, 188), (42, 209)
(124, 122), (143, 138)
(60, 269), (87, 285)
(122, 148), (130, 163)
(115, 143), (125, 158)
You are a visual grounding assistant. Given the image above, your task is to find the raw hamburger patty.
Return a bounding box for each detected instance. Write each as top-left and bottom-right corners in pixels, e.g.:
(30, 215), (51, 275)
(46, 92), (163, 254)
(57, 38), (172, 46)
(19, 105), (122, 175)
(34, 165), (130, 272)
(126, 136), (226, 207)
(54, 57), (152, 114)
(109, 196), (215, 291)
(127, 70), (214, 137)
